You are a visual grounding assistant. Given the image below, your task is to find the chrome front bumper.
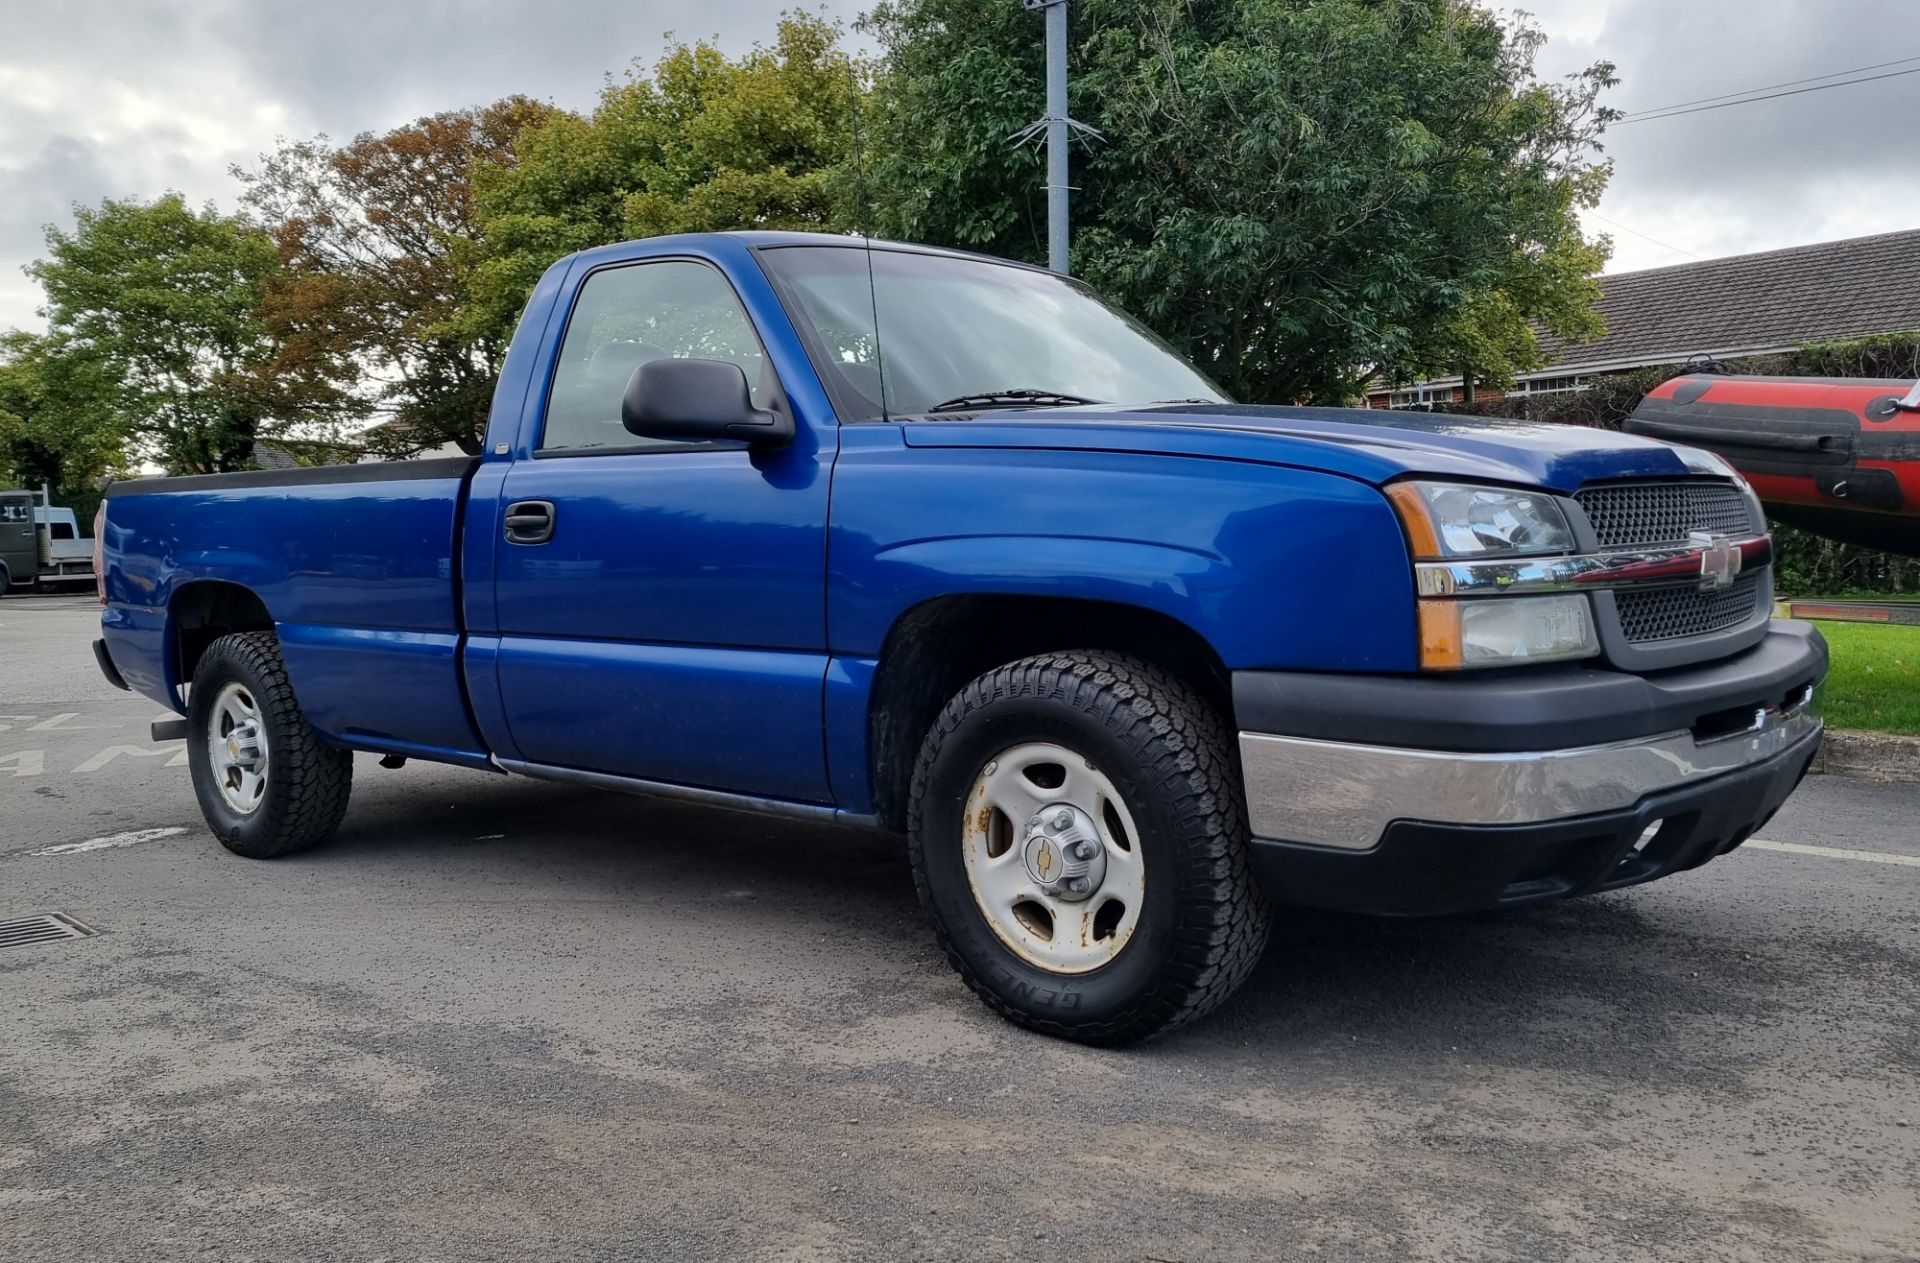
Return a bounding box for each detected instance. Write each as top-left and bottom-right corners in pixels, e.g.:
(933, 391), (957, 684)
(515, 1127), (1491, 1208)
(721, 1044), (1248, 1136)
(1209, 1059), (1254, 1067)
(1240, 691), (1821, 852)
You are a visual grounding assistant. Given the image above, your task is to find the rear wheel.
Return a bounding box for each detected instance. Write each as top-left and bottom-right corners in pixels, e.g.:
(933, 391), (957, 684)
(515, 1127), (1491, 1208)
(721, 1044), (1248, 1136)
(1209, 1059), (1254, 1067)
(187, 631), (352, 858)
(909, 651), (1270, 1044)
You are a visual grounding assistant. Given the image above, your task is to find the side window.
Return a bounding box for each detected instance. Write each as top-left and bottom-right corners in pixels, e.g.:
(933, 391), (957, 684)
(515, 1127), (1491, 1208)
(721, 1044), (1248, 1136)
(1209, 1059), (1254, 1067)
(541, 260), (769, 453)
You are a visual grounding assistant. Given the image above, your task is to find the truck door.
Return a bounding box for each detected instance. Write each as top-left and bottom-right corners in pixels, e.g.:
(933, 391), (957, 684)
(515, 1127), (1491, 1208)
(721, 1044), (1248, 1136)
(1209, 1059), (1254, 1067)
(487, 256), (834, 803)
(0, 492), (34, 590)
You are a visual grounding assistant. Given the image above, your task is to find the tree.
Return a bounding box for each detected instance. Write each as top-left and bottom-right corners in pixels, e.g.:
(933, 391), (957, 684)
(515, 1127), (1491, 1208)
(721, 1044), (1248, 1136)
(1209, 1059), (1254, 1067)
(467, 13), (863, 345)
(0, 331), (128, 504)
(28, 195), (297, 473)
(237, 97), (555, 457)
(862, 0), (1615, 402)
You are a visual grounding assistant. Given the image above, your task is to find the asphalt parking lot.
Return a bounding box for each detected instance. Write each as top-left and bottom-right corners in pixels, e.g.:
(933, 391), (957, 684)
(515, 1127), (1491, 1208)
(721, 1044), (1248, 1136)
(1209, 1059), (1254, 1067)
(3, 591), (1917, 1262)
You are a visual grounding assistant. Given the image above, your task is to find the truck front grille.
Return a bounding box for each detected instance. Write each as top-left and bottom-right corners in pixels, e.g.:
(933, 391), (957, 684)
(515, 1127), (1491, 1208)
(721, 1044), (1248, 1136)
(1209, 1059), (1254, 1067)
(1615, 571), (1764, 643)
(1573, 480), (1768, 660)
(1575, 481), (1755, 548)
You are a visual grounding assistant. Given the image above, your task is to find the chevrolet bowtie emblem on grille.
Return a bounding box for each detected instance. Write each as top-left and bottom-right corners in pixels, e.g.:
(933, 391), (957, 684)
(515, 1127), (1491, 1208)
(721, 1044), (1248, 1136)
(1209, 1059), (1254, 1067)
(1691, 531), (1741, 592)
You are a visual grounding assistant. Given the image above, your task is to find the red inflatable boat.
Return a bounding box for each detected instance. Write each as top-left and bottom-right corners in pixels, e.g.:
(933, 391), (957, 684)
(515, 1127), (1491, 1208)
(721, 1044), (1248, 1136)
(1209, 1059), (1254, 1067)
(1627, 375), (1920, 557)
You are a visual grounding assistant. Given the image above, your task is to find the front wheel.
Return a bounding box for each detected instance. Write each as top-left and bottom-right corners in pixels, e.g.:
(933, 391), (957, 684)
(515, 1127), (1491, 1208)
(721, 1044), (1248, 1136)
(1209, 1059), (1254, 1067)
(186, 631), (353, 858)
(908, 651), (1271, 1044)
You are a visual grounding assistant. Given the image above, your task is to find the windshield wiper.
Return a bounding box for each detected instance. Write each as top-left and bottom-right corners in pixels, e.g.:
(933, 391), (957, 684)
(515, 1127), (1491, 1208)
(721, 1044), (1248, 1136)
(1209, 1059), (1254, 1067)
(926, 388), (1104, 413)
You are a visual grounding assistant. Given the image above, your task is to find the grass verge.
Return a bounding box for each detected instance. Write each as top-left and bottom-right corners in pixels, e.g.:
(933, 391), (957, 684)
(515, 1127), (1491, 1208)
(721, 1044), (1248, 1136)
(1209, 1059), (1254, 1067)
(1807, 620), (1920, 736)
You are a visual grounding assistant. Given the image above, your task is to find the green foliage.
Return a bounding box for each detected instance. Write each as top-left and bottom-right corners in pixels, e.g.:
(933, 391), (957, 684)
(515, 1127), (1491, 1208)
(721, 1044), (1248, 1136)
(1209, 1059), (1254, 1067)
(1772, 523), (1918, 596)
(0, 330), (129, 502)
(1791, 331), (1920, 381)
(861, 0), (1616, 403)
(238, 98), (556, 457)
(1444, 363), (1679, 429)
(27, 194), (293, 474)
(467, 13), (863, 348)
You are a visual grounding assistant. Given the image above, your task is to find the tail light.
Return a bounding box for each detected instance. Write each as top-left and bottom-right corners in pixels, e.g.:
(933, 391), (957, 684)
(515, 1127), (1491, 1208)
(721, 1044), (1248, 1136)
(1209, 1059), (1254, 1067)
(93, 501), (107, 605)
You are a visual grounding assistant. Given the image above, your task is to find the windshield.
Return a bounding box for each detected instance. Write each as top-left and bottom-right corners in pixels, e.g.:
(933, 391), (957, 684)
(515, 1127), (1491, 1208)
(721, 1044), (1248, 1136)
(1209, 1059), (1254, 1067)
(758, 245), (1229, 417)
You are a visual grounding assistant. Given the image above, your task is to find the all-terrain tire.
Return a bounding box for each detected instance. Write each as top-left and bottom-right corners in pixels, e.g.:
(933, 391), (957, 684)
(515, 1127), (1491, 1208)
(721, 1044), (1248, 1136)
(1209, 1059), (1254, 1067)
(908, 650), (1271, 1045)
(187, 631), (353, 859)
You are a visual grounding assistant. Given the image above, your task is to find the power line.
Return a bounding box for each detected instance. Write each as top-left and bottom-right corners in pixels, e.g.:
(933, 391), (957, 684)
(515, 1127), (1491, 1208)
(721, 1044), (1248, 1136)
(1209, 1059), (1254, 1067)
(1615, 63), (1920, 125)
(1586, 211), (1704, 262)
(1625, 54), (1920, 118)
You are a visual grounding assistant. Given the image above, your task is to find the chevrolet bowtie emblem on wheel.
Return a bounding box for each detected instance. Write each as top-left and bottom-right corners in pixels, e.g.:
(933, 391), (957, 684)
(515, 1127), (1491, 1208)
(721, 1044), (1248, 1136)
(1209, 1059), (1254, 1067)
(1034, 839), (1056, 881)
(1691, 531), (1742, 592)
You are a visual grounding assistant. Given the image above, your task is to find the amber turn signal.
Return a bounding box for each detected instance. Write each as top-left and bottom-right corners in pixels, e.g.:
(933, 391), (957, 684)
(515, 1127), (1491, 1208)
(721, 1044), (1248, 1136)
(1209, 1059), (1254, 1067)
(1384, 482), (1445, 559)
(1417, 600), (1465, 670)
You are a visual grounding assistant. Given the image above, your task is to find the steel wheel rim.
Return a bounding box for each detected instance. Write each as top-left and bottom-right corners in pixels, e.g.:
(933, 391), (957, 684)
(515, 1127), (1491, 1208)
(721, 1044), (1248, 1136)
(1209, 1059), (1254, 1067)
(960, 741), (1146, 975)
(207, 681), (270, 815)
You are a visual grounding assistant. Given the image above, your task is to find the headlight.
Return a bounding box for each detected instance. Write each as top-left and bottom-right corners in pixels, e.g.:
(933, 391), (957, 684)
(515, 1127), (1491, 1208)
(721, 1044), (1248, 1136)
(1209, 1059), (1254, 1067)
(1418, 595), (1599, 669)
(1387, 480), (1597, 669)
(1386, 481), (1576, 559)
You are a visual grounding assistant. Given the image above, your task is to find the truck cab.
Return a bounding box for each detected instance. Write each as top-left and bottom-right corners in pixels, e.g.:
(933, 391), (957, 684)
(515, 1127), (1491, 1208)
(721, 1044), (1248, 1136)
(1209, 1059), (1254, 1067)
(0, 490), (32, 593)
(95, 232), (1827, 1044)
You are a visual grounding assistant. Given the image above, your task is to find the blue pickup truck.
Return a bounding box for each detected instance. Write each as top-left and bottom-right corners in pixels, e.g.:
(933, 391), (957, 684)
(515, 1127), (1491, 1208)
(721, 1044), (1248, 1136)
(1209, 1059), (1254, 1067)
(96, 232), (1827, 1043)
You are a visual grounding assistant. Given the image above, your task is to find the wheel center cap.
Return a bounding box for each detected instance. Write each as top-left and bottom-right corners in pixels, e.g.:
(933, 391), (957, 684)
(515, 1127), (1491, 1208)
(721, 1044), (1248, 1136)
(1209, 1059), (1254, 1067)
(227, 724), (262, 767)
(1022, 805), (1105, 902)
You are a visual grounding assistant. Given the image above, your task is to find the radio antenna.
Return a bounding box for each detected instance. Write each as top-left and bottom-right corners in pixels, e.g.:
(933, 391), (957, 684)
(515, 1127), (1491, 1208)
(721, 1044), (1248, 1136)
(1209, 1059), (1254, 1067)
(846, 57), (887, 419)
(847, 59), (872, 239)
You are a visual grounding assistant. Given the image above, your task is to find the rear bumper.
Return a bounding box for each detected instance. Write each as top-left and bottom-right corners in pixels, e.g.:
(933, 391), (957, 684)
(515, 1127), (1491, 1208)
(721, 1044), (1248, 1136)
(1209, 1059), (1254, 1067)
(93, 637), (130, 691)
(1235, 621), (1827, 915)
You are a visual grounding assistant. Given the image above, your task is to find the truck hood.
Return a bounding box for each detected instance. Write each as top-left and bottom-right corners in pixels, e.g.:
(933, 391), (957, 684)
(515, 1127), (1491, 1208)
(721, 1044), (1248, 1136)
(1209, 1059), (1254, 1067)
(898, 402), (1727, 492)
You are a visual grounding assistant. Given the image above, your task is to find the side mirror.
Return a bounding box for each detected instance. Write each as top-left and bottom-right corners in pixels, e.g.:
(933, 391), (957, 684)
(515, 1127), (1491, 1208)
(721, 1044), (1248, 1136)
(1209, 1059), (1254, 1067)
(620, 358), (794, 447)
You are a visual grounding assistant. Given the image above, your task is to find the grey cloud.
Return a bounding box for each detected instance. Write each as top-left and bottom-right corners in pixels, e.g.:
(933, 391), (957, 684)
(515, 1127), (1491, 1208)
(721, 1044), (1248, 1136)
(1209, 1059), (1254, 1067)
(3, 0), (1913, 332)
(1529, 0), (1920, 268)
(167, 0), (865, 136)
(0, 135), (114, 272)
(0, 0), (867, 330)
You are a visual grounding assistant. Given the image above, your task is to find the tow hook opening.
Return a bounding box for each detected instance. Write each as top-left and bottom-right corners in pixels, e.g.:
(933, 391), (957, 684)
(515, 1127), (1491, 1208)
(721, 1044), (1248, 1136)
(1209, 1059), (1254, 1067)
(1693, 703), (1768, 744)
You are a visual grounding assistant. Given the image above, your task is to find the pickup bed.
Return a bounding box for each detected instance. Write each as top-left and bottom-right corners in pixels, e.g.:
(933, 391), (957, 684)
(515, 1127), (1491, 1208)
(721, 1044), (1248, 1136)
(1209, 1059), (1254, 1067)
(97, 232), (1827, 1043)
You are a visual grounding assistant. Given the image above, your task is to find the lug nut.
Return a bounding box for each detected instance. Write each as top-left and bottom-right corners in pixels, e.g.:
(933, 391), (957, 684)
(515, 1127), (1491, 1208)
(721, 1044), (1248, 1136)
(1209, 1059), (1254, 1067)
(1067, 877), (1090, 894)
(1071, 841), (1096, 861)
(1051, 809), (1074, 831)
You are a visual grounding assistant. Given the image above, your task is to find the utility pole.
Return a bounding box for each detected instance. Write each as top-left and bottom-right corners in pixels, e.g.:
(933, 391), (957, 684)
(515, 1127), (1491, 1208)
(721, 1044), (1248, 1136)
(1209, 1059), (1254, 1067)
(1010, 0), (1099, 275)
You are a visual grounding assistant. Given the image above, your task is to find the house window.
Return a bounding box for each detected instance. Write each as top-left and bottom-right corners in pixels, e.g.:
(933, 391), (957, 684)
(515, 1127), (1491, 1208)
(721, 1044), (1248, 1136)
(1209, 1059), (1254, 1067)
(1386, 385), (1456, 410)
(1522, 375), (1588, 395)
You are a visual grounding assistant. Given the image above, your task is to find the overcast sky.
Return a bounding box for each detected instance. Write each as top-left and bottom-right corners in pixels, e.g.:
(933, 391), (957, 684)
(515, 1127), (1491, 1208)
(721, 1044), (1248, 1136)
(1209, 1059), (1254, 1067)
(2, 0), (1916, 334)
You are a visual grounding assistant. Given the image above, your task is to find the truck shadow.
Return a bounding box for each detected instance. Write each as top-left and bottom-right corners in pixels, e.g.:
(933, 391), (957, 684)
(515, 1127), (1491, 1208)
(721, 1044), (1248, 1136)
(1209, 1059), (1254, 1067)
(312, 768), (1797, 1074)
(1204, 895), (1790, 1082)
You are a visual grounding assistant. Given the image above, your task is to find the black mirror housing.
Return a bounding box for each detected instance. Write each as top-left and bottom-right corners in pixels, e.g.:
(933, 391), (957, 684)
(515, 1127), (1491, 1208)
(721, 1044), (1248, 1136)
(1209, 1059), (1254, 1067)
(620, 358), (794, 447)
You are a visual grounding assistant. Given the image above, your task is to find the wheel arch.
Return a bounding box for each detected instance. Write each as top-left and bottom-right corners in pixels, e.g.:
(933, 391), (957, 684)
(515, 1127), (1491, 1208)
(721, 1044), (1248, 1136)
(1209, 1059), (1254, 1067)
(169, 579), (275, 699)
(864, 593), (1232, 833)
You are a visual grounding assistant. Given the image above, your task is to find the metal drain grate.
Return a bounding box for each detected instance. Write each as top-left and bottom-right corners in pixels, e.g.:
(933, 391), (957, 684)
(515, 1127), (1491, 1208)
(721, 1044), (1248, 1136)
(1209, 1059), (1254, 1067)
(0, 913), (98, 950)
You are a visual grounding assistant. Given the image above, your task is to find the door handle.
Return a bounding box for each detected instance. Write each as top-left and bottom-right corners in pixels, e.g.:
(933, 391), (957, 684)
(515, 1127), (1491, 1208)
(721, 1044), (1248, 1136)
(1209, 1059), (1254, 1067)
(503, 500), (556, 545)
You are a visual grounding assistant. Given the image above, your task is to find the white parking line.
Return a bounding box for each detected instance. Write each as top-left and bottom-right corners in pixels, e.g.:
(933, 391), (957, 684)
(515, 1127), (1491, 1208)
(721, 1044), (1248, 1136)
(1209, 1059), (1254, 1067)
(34, 827), (188, 856)
(1746, 839), (1920, 868)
